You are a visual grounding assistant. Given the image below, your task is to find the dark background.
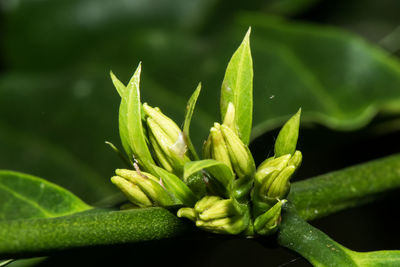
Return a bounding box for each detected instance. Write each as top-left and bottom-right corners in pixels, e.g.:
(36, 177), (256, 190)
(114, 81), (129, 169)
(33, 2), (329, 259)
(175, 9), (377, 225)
(1, 0), (400, 266)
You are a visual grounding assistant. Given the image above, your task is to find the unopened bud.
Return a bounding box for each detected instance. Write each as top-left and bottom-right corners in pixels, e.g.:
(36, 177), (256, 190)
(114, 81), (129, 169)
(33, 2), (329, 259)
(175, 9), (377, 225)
(222, 102), (236, 133)
(111, 176), (152, 207)
(178, 196), (249, 235)
(143, 103), (181, 142)
(254, 199), (287, 235)
(113, 169), (176, 207)
(220, 124), (255, 178)
(254, 151), (302, 202)
(146, 117), (190, 175)
(210, 123), (233, 171)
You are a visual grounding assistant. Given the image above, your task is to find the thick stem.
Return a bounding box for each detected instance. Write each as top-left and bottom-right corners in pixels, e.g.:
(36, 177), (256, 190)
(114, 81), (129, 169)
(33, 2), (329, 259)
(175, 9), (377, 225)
(0, 208), (189, 258)
(289, 153), (400, 220)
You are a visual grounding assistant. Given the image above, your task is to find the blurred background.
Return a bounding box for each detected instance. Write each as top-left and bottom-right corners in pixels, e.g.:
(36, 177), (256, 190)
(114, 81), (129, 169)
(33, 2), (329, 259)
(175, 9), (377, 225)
(1, 0), (400, 266)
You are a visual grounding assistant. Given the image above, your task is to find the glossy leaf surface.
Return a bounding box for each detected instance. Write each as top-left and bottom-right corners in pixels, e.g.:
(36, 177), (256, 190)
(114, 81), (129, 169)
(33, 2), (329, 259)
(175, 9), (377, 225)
(0, 170), (91, 221)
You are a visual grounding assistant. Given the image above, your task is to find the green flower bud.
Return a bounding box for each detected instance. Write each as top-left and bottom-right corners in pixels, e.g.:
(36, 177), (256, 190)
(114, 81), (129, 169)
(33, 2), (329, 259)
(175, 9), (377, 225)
(146, 117), (190, 176)
(222, 102), (236, 134)
(143, 103), (181, 142)
(112, 169), (176, 207)
(252, 151), (302, 214)
(177, 196), (249, 235)
(220, 124), (255, 178)
(111, 176), (152, 207)
(254, 199), (287, 236)
(210, 123), (233, 171)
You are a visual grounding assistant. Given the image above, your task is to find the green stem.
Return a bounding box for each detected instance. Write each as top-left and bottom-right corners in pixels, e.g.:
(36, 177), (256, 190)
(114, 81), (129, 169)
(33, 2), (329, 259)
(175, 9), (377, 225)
(2, 154), (400, 258)
(0, 208), (189, 258)
(289, 153), (400, 220)
(278, 204), (400, 267)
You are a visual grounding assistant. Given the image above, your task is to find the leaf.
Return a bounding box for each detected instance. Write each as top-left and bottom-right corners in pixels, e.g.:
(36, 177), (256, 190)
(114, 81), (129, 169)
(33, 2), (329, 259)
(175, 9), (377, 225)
(220, 27), (253, 145)
(0, 207), (189, 258)
(0, 123), (116, 204)
(184, 160), (234, 190)
(151, 164), (198, 207)
(238, 14), (400, 139)
(110, 71), (126, 97)
(289, 153), (400, 220)
(118, 63), (155, 171)
(278, 204), (400, 267)
(183, 83), (201, 160)
(0, 170), (91, 221)
(274, 108), (301, 157)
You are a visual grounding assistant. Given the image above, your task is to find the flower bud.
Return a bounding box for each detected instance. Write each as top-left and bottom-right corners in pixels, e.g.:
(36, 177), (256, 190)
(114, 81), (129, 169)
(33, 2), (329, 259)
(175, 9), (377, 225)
(222, 102), (236, 134)
(254, 199), (287, 236)
(146, 117), (190, 176)
(177, 196), (249, 235)
(143, 103), (181, 142)
(253, 151), (302, 206)
(111, 176), (152, 207)
(220, 124), (255, 178)
(210, 123), (233, 171)
(112, 169), (176, 207)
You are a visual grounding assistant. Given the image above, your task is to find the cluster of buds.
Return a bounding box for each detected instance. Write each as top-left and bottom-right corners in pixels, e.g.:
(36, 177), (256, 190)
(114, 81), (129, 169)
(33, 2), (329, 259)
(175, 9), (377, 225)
(109, 30), (302, 236)
(202, 103), (256, 201)
(177, 196), (250, 235)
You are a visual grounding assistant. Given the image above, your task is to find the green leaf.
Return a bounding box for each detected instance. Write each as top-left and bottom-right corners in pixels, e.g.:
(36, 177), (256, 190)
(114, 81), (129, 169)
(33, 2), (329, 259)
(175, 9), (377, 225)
(0, 123), (115, 204)
(118, 63), (155, 171)
(274, 108), (301, 157)
(184, 160), (234, 190)
(220, 27), (253, 145)
(289, 153), (400, 220)
(240, 14), (400, 139)
(151, 164), (198, 207)
(278, 204), (400, 267)
(0, 208), (189, 258)
(183, 83), (201, 160)
(0, 170), (91, 221)
(110, 71), (126, 97)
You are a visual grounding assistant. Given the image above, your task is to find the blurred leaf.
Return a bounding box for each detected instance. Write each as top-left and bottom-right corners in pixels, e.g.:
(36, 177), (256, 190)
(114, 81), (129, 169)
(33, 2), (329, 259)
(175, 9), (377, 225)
(263, 0), (320, 16)
(0, 170), (91, 221)
(220, 28), (253, 144)
(0, 123), (115, 203)
(240, 14), (400, 139)
(0, 207), (188, 258)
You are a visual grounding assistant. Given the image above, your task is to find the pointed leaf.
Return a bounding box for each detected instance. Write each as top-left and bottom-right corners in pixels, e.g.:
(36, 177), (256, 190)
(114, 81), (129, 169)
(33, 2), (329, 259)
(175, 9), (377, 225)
(184, 160), (234, 189)
(118, 63), (155, 171)
(110, 71), (126, 97)
(220, 28), (253, 145)
(274, 108), (301, 157)
(0, 170), (91, 221)
(183, 83), (201, 160)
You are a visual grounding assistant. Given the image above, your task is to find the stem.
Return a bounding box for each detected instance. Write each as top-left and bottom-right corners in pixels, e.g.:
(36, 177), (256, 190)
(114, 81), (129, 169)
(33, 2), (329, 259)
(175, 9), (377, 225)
(278, 204), (357, 267)
(289, 153), (400, 220)
(278, 204), (400, 267)
(0, 208), (190, 258)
